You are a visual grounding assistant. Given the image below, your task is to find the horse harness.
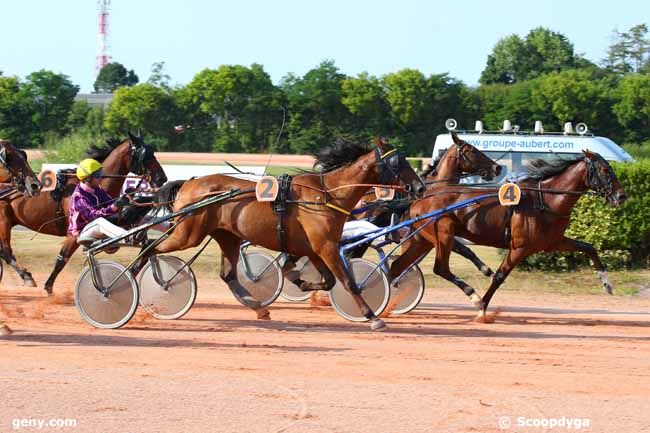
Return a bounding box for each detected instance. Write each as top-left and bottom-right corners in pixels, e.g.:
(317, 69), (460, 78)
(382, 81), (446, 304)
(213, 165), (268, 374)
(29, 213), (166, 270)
(268, 146), (409, 252)
(269, 173), (292, 252)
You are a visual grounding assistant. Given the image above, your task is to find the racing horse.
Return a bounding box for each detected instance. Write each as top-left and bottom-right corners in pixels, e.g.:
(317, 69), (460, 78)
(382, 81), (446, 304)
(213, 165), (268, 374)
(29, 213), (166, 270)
(0, 132), (167, 292)
(383, 133), (501, 274)
(136, 138), (425, 331)
(390, 150), (627, 319)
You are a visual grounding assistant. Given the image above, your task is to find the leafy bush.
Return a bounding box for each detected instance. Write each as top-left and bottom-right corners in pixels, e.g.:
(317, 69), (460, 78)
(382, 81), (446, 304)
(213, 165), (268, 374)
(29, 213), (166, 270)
(521, 160), (650, 270)
(623, 140), (650, 160)
(44, 129), (103, 164)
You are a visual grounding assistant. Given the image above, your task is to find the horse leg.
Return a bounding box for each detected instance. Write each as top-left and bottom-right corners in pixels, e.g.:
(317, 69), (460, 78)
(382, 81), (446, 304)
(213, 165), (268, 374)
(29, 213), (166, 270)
(317, 243), (386, 331)
(452, 239), (493, 277)
(430, 222), (483, 308)
(210, 229), (269, 319)
(479, 246), (529, 317)
(43, 236), (79, 295)
(0, 223), (35, 287)
(547, 236), (612, 295)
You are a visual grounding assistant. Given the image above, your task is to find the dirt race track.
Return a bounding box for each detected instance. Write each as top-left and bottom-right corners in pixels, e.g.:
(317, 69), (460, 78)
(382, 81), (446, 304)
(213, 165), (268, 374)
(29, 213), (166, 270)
(1, 272), (649, 433)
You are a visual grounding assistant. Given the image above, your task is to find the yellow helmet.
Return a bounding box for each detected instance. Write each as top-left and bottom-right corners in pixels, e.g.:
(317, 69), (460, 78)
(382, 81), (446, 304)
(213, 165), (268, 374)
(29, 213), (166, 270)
(76, 159), (103, 181)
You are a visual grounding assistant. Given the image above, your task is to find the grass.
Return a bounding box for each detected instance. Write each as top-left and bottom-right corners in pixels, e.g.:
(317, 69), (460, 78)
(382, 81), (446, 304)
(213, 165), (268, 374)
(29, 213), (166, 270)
(6, 230), (649, 297)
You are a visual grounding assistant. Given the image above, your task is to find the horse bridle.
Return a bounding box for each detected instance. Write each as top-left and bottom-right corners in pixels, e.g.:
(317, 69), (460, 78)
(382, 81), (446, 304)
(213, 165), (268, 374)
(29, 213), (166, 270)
(375, 147), (409, 185)
(129, 141), (156, 180)
(0, 145), (30, 189)
(585, 156), (615, 198)
(455, 142), (491, 179)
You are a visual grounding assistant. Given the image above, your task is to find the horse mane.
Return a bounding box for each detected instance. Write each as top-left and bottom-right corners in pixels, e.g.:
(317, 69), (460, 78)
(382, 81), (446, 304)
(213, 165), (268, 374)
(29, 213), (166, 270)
(156, 180), (185, 206)
(524, 156), (584, 181)
(312, 138), (371, 173)
(85, 138), (124, 162)
(420, 155), (442, 178)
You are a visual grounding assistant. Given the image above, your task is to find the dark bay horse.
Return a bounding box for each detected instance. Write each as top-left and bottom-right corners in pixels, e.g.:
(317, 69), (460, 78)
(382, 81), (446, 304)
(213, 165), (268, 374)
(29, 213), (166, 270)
(345, 133), (502, 275)
(391, 150), (627, 319)
(139, 138), (425, 331)
(0, 132), (167, 291)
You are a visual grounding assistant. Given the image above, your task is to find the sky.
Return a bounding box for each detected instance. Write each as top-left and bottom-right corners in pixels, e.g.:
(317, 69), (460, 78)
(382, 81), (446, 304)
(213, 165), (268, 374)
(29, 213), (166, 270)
(0, 0), (648, 92)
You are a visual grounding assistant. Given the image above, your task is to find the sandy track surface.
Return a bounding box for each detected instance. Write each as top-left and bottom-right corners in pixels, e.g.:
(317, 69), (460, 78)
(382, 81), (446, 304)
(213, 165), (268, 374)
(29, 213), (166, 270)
(1, 273), (649, 433)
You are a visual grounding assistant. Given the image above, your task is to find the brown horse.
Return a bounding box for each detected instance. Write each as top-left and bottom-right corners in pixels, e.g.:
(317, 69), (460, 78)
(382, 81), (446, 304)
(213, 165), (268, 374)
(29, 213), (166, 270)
(0, 132), (167, 291)
(390, 150), (627, 318)
(137, 138), (425, 331)
(344, 132), (501, 275)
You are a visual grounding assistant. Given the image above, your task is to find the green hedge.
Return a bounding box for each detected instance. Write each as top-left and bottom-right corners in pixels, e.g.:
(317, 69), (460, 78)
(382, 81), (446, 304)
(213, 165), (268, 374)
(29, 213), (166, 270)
(521, 159), (650, 271)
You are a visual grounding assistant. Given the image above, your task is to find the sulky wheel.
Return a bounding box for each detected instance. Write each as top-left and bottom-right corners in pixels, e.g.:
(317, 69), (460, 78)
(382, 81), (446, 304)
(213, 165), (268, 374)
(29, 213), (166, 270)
(138, 255), (197, 320)
(280, 256), (320, 302)
(387, 257), (425, 315)
(74, 260), (139, 329)
(236, 250), (283, 307)
(328, 258), (390, 322)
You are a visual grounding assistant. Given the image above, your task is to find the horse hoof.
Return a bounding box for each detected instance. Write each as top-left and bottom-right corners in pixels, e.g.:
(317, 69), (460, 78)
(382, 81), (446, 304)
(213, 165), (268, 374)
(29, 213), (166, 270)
(0, 325), (13, 336)
(598, 271), (613, 295)
(44, 287), (53, 296)
(481, 265), (494, 277)
(256, 308), (271, 320)
(469, 293), (484, 309)
(242, 297), (262, 310)
(370, 319), (386, 331)
(24, 278), (37, 288)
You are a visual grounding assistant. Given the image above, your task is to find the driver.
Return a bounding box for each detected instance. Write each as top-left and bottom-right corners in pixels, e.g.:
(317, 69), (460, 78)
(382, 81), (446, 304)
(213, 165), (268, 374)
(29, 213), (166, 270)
(69, 158), (129, 244)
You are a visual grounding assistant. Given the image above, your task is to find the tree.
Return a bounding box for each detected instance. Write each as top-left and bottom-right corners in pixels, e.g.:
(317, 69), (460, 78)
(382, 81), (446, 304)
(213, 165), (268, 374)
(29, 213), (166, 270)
(281, 60), (350, 154)
(480, 28), (580, 84)
(613, 73), (650, 142)
(104, 83), (179, 149)
(531, 68), (618, 137)
(381, 69), (469, 154)
(341, 72), (391, 138)
(0, 75), (36, 146)
(179, 64), (283, 152)
(147, 61), (171, 89)
(94, 62), (139, 93)
(603, 24), (649, 74)
(477, 80), (546, 131)
(24, 70), (79, 137)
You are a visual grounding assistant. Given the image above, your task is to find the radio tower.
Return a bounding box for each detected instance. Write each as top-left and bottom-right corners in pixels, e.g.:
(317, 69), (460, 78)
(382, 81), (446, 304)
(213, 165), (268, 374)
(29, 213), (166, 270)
(96, 0), (111, 74)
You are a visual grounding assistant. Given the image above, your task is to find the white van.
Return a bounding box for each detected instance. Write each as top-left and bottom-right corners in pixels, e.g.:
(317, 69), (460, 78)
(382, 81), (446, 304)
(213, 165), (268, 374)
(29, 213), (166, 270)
(432, 119), (633, 182)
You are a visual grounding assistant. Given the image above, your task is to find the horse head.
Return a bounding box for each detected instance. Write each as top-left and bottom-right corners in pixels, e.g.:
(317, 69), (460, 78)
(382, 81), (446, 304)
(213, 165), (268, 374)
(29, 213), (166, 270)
(450, 132), (502, 181)
(582, 150), (627, 206)
(374, 137), (425, 198)
(0, 140), (41, 197)
(127, 131), (168, 187)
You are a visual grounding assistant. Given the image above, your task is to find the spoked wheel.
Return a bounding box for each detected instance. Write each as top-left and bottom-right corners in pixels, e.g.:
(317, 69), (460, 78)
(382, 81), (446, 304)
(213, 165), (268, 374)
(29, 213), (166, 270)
(75, 260), (139, 329)
(138, 255), (197, 320)
(387, 256), (425, 315)
(236, 251), (283, 307)
(281, 256), (320, 302)
(329, 258), (390, 322)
